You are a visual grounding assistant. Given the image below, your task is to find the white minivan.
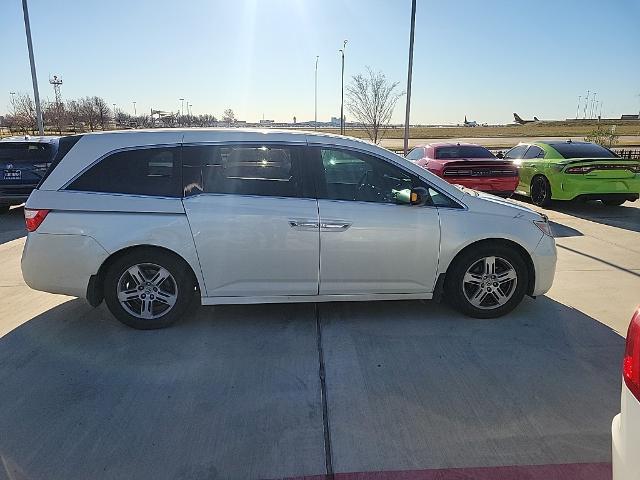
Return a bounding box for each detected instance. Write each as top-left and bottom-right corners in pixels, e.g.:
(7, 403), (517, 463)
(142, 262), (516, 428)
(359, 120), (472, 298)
(21, 129), (556, 329)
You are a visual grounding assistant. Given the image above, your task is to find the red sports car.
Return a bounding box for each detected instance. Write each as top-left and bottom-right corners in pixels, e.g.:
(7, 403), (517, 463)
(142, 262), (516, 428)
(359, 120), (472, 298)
(406, 142), (519, 197)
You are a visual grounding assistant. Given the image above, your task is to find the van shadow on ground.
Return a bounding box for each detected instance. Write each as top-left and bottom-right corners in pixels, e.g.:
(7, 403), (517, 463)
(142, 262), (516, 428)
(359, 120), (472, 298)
(0, 296), (623, 480)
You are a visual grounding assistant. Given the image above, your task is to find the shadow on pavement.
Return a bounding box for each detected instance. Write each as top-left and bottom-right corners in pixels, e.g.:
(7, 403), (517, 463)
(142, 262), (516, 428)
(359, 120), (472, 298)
(0, 206), (26, 245)
(0, 296), (624, 479)
(553, 201), (640, 233)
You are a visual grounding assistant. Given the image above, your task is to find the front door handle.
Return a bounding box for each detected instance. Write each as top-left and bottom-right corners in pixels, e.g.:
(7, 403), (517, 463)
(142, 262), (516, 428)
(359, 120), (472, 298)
(320, 222), (351, 231)
(289, 219), (319, 230)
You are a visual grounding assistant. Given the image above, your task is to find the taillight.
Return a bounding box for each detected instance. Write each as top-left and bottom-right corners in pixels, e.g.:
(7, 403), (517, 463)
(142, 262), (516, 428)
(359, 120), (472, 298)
(565, 166), (595, 174)
(623, 308), (640, 401)
(24, 208), (50, 232)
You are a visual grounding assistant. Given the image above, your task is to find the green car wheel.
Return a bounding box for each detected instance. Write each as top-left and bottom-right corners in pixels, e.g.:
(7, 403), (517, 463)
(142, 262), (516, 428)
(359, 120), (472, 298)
(530, 176), (552, 207)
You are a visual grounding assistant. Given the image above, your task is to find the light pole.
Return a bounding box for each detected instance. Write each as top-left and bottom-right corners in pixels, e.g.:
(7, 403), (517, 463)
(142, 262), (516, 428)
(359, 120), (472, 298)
(583, 90), (589, 119)
(589, 93), (596, 119)
(575, 95), (581, 120)
(132, 101), (137, 116)
(112, 103), (116, 126)
(314, 56), (319, 130)
(179, 98), (184, 116)
(21, 0), (43, 135)
(339, 40), (347, 135)
(403, 0), (417, 156)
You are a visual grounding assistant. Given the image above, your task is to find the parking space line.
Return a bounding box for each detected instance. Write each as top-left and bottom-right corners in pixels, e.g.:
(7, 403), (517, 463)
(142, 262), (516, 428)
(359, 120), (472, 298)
(315, 303), (334, 479)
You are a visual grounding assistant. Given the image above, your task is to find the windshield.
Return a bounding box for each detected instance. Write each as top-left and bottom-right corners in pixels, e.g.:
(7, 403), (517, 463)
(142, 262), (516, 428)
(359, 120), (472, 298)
(435, 146), (496, 159)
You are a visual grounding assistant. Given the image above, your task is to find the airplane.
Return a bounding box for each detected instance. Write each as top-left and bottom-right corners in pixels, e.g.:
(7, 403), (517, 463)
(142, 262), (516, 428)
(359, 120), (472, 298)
(463, 115), (478, 127)
(513, 113), (540, 125)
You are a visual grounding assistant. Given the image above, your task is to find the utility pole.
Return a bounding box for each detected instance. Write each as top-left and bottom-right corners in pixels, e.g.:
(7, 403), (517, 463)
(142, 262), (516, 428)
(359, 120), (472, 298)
(314, 56), (319, 130)
(21, 0), (44, 135)
(590, 93), (597, 119)
(403, 0), (417, 156)
(339, 40), (347, 135)
(575, 95), (581, 120)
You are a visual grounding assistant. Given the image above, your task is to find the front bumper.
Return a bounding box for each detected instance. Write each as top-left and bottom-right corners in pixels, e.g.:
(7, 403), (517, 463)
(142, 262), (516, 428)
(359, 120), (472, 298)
(530, 233), (557, 296)
(551, 173), (640, 201)
(612, 383), (640, 480)
(21, 232), (109, 298)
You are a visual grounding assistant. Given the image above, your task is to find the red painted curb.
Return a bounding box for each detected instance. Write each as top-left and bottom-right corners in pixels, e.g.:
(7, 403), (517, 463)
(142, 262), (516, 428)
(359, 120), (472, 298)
(276, 462), (611, 480)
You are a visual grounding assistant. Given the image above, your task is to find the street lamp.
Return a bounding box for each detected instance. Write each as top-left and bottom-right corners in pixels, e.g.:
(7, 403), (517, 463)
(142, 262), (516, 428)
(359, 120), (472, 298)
(21, 0), (43, 135)
(575, 95), (581, 120)
(112, 103), (116, 126)
(179, 98), (184, 116)
(132, 101), (137, 116)
(339, 40), (347, 135)
(403, 0), (417, 156)
(314, 56), (319, 130)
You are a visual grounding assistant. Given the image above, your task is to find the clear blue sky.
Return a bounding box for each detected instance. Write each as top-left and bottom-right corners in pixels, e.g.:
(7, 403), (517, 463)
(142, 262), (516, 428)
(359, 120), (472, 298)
(2, 0), (639, 124)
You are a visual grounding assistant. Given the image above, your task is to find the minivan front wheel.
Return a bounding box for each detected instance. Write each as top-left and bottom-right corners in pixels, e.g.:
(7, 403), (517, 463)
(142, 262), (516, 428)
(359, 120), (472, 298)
(445, 244), (528, 318)
(104, 249), (194, 329)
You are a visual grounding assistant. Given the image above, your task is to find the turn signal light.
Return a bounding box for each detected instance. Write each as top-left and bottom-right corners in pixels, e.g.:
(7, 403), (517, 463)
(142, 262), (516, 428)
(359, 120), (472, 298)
(24, 208), (50, 232)
(623, 308), (640, 402)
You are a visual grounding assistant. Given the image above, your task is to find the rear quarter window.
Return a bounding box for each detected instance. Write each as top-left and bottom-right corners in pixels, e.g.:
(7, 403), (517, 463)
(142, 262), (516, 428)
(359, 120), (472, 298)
(550, 142), (617, 159)
(67, 146), (181, 197)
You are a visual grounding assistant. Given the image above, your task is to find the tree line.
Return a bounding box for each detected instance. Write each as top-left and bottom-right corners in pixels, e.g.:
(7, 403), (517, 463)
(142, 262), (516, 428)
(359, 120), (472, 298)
(4, 68), (403, 144)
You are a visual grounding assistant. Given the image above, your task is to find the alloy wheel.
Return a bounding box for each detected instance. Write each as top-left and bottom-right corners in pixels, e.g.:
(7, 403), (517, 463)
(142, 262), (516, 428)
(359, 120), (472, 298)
(462, 256), (518, 310)
(116, 263), (178, 320)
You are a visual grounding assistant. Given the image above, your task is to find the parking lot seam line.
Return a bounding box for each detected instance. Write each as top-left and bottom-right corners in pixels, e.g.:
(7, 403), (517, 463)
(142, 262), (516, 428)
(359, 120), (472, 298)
(315, 303), (334, 479)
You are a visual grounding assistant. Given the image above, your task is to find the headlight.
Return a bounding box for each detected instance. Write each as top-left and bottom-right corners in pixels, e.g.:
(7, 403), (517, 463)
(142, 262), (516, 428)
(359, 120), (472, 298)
(534, 217), (552, 236)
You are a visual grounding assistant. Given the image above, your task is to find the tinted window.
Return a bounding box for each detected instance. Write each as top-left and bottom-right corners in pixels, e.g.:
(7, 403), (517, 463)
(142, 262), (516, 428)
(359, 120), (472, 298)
(434, 146), (494, 159)
(67, 147), (181, 197)
(182, 144), (304, 198)
(504, 145), (528, 160)
(0, 143), (52, 163)
(318, 148), (420, 205)
(406, 147), (424, 161)
(39, 135), (82, 187)
(549, 142), (617, 159)
(523, 146), (545, 159)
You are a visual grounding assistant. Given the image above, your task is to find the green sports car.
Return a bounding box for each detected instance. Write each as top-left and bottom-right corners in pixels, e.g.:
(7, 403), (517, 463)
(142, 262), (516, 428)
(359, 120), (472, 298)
(504, 140), (640, 207)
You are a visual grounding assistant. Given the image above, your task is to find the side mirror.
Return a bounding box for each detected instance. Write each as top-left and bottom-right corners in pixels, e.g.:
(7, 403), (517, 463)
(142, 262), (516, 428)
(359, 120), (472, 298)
(410, 187), (429, 206)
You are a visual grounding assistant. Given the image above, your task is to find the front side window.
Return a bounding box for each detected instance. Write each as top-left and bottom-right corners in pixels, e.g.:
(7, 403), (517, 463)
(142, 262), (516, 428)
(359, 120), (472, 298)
(318, 148), (420, 205)
(67, 147), (181, 197)
(182, 144), (304, 198)
(504, 145), (528, 160)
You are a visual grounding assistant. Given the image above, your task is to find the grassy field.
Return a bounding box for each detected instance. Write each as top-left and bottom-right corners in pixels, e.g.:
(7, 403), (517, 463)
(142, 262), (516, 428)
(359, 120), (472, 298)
(318, 120), (640, 140)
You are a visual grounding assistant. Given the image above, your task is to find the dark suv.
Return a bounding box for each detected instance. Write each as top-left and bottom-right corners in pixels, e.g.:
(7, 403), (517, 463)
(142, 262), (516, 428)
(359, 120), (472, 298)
(0, 136), (60, 213)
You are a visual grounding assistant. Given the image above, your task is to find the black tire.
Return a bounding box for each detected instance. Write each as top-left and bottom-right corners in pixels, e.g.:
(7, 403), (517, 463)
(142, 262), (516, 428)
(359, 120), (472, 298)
(0, 205), (10, 214)
(602, 198), (626, 207)
(530, 175), (552, 207)
(103, 248), (196, 329)
(445, 243), (529, 319)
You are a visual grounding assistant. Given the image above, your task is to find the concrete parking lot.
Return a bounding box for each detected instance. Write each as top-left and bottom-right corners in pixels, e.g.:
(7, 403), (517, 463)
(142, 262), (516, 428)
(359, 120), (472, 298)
(0, 200), (638, 480)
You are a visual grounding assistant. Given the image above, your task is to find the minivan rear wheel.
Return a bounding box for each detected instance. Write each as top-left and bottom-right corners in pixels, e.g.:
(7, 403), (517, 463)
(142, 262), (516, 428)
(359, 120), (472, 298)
(103, 249), (195, 329)
(445, 244), (528, 318)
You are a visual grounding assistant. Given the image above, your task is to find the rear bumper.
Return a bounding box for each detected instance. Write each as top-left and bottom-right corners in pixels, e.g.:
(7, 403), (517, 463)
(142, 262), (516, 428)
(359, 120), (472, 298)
(446, 177), (519, 195)
(612, 383), (640, 480)
(530, 233), (556, 296)
(21, 232), (109, 298)
(552, 174), (640, 201)
(0, 183), (37, 205)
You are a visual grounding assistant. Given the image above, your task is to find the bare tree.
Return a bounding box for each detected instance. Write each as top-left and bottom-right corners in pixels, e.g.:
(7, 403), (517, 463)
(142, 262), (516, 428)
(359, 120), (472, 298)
(222, 108), (236, 126)
(66, 99), (82, 132)
(79, 97), (99, 131)
(92, 96), (111, 130)
(345, 67), (404, 143)
(7, 93), (37, 134)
